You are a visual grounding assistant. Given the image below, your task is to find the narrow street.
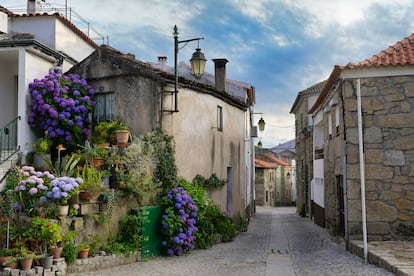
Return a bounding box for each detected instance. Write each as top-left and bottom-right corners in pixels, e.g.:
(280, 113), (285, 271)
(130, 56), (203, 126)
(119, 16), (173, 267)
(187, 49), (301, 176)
(76, 206), (393, 276)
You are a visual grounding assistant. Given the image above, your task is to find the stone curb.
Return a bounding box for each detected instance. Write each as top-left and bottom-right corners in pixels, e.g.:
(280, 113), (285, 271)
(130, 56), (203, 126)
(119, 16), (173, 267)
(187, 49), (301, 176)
(349, 240), (414, 276)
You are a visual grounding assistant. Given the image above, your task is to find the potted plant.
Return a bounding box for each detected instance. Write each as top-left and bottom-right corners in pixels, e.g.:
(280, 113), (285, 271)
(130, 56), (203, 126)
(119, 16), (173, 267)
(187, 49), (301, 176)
(33, 137), (52, 170)
(3, 256), (19, 269)
(101, 169), (111, 187)
(78, 166), (106, 201)
(15, 240), (35, 270)
(0, 248), (15, 269)
(81, 142), (109, 168)
(111, 119), (130, 146)
(25, 216), (63, 258)
(77, 242), (90, 259)
(93, 121), (113, 147)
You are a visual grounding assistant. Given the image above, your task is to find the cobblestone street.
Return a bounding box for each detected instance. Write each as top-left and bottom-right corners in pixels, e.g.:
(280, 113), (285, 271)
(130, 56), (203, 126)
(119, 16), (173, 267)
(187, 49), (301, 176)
(75, 206), (393, 276)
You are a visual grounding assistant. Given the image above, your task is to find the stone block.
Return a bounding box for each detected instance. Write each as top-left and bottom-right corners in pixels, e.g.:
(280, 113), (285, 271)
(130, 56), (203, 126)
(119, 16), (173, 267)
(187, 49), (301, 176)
(71, 217), (84, 230)
(396, 199), (414, 210)
(384, 150), (405, 166)
(367, 222), (390, 235)
(366, 201), (397, 222)
(79, 203), (100, 215)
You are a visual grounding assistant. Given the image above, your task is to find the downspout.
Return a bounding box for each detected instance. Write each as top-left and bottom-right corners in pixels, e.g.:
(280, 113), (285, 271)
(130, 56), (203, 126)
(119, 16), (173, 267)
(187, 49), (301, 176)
(339, 79), (349, 250)
(356, 78), (368, 263)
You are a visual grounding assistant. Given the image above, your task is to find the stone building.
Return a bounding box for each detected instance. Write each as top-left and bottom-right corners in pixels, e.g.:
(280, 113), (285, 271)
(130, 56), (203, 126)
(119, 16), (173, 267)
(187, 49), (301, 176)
(255, 151), (292, 206)
(290, 81), (325, 216)
(69, 45), (256, 219)
(308, 33), (414, 241)
(255, 158), (277, 207)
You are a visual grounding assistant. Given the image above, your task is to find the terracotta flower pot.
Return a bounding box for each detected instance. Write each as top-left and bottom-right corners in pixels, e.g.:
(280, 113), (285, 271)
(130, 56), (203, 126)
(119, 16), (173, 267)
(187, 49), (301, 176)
(78, 248), (89, 259)
(115, 130), (129, 145)
(91, 157), (105, 168)
(19, 257), (33, 270)
(51, 247), (63, 259)
(0, 256), (12, 268)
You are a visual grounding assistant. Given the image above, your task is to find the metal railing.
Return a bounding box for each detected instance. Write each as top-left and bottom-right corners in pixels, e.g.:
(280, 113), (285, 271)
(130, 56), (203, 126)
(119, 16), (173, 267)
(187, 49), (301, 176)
(0, 117), (20, 166)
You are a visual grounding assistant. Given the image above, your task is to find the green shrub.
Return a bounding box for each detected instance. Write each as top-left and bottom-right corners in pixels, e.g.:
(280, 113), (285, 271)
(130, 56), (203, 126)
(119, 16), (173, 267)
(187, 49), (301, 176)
(179, 178), (237, 246)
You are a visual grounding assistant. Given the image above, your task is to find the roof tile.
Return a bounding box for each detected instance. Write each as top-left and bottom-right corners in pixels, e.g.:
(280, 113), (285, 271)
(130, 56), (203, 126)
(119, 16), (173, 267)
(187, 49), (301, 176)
(346, 33), (414, 69)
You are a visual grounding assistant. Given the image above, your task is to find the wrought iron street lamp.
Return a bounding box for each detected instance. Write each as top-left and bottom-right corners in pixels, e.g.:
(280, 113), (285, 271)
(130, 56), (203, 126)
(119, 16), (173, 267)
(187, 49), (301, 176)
(253, 112), (266, 132)
(258, 116), (265, 132)
(172, 25), (206, 112)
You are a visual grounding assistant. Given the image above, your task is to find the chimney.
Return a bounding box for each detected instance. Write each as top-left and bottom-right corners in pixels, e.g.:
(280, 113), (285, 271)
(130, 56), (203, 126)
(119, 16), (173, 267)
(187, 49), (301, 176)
(212, 58), (228, 92)
(27, 0), (38, 14)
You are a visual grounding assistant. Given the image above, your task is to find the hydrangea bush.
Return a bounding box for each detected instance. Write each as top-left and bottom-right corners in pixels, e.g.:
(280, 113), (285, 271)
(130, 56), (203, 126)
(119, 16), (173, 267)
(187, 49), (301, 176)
(28, 69), (96, 148)
(12, 166), (82, 215)
(160, 187), (198, 256)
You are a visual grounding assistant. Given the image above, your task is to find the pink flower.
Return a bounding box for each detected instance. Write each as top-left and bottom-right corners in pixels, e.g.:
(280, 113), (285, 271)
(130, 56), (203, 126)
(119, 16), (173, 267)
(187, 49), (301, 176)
(73, 204), (80, 210)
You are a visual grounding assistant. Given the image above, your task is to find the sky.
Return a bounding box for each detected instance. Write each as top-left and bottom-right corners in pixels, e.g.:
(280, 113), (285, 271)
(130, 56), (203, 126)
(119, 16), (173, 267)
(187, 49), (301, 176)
(2, 0), (414, 148)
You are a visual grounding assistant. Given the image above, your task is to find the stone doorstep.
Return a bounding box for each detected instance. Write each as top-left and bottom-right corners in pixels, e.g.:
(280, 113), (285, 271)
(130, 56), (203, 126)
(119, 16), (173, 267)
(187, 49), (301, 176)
(349, 241), (409, 276)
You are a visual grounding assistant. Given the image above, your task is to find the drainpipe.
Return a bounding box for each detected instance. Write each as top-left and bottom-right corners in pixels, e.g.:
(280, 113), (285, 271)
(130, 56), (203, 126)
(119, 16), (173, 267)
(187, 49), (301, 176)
(339, 79), (349, 250)
(356, 78), (368, 263)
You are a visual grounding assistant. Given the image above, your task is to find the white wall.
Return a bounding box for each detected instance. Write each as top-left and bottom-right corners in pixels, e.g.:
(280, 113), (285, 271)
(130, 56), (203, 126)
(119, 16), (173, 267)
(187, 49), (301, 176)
(10, 16), (95, 62)
(313, 159), (324, 207)
(0, 48), (18, 126)
(19, 49), (57, 155)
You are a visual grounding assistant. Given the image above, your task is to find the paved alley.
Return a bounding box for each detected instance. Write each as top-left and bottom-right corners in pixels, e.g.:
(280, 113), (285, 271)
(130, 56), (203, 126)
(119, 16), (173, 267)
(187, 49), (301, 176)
(75, 206), (393, 276)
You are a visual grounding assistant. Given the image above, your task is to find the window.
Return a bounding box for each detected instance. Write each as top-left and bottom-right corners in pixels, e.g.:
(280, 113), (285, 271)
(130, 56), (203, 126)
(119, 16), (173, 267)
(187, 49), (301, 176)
(217, 105), (223, 131)
(93, 92), (115, 122)
(328, 112), (332, 137)
(335, 107), (340, 134)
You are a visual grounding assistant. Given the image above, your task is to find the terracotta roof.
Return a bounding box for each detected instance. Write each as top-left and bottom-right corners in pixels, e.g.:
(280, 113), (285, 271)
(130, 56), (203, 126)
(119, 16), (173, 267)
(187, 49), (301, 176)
(262, 152), (291, 166)
(0, 6), (15, 16)
(346, 33), (414, 69)
(309, 33), (414, 114)
(12, 12), (98, 49)
(290, 80), (327, 114)
(255, 158), (277, 169)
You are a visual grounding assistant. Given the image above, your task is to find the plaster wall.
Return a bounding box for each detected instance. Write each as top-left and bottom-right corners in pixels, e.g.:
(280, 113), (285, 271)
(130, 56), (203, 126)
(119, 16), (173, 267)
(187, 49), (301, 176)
(163, 86), (248, 217)
(10, 16), (95, 62)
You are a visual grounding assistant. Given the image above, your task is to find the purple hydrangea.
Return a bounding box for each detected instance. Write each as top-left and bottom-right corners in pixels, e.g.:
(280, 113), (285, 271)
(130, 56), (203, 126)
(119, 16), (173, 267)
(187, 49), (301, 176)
(161, 186), (198, 256)
(28, 69), (95, 148)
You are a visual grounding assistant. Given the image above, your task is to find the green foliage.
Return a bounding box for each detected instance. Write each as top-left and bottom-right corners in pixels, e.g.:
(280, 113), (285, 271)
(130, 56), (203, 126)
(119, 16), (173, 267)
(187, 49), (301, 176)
(115, 212), (144, 252)
(34, 137), (52, 154)
(192, 173), (226, 189)
(24, 217), (62, 252)
(44, 147), (80, 177)
(179, 178), (237, 247)
(236, 216), (248, 232)
(61, 231), (76, 264)
(78, 166), (104, 195)
(145, 130), (178, 191)
(88, 234), (104, 255)
(61, 242), (76, 264)
(116, 132), (162, 206)
(215, 216), (236, 242)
